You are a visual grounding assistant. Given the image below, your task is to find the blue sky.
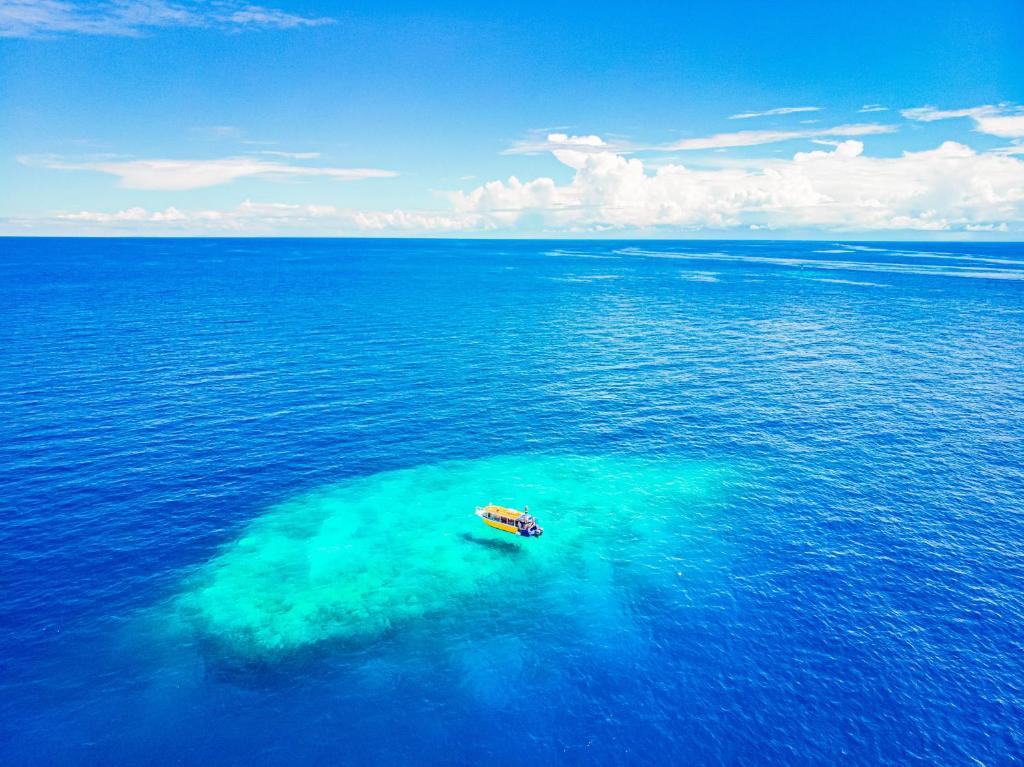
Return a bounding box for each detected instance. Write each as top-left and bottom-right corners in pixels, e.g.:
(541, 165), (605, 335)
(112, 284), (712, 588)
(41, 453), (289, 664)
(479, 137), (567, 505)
(2, 0), (1023, 238)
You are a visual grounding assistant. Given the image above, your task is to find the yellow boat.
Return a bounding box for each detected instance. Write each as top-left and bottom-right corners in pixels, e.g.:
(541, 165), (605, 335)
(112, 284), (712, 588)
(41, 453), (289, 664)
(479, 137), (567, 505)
(475, 503), (544, 537)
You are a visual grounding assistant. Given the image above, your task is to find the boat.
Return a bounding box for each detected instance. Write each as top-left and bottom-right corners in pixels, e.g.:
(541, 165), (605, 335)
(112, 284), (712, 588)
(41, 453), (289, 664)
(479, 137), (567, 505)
(475, 503), (544, 537)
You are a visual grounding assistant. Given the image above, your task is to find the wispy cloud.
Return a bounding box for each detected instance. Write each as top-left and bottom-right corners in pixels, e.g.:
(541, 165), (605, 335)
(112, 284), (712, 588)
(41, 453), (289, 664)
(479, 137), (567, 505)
(728, 106), (821, 120)
(666, 122), (898, 151)
(505, 124), (898, 157)
(992, 143), (1024, 156)
(256, 150), (321, 159)
(859, 104), (888, 113)
(902, 105), (992, 121)
(0, 1), (334, 38)
(190, 124), (243, 139)
(222, 4), (329, 29)
(19, 154), (396, 190)
(902, 104), (1024, 139)
(502, 133), (616, 156)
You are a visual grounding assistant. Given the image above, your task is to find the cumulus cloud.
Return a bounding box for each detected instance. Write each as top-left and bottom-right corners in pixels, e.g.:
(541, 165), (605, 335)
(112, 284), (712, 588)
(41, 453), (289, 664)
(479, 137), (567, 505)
(450, 137), (1024, 233)
(729, 106), (821, 120)
(19, 155), (396, 190)
(902, 104), (1024, 139)
(0, 0), (333, 37)
(60, 205), (190, 223)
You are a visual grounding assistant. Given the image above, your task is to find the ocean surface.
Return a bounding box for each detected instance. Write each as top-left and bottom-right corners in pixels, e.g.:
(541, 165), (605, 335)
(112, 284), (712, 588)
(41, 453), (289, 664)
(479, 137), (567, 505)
(2, 237), (1023, 766)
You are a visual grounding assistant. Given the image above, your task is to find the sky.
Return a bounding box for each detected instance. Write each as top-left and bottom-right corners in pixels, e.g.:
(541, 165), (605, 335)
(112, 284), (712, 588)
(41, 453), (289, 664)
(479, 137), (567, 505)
(1, 0), (1023, 239)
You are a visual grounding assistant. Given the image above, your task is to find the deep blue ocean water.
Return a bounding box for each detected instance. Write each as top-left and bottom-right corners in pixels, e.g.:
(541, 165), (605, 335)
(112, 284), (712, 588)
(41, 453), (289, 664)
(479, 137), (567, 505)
(2, 237), (1023, 765)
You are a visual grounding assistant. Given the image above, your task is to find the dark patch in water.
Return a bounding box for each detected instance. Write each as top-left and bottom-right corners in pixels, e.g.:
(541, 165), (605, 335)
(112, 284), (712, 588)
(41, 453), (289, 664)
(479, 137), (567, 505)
(459, 532), (523, 556)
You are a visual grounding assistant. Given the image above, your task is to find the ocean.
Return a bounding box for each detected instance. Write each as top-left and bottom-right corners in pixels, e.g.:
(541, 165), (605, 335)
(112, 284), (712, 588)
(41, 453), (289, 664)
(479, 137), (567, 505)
(1, 237), (1023, 765)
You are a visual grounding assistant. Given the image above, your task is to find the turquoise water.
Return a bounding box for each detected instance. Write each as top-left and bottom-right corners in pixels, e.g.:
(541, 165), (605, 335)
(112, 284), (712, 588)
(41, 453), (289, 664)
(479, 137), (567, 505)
(2, 238), (1023, 764)
(180, 454), (728, 657)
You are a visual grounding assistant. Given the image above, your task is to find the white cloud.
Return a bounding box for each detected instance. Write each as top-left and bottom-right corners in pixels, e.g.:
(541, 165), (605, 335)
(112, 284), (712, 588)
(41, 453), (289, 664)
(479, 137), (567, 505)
(256, 150), (321, 159)
(902, 104), (1024, 139)
(859, 104), (888, 113)
(223, 5), (330, 29)
(502, 133), (615, 156)
(42, 201), (486, 233)
(504, 124), (897, 157)
(60, 205), (190, 223)
(18, 136), (1024, 236)
(902, 105), (992, 122)
(666, 122), (897, 151)
(19, 155), (396, 190)
(976, 114), (1024, 139)
(450, 137), (1024, 233)
(965, 222), (1009, 232)
(13, 120), (1024, 237)
(729, 106), (821, 120)
(191, 125), (243, 139)
(0, 0), (333, 37)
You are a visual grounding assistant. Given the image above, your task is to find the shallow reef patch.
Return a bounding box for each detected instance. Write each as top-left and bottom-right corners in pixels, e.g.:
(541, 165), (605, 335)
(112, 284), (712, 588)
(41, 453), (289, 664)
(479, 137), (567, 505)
(178, 454), (725, 659)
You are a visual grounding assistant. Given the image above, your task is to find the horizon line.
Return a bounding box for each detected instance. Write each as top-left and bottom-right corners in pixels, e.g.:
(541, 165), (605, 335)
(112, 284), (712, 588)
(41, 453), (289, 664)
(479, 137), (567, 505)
(1, 234), (1021, 243)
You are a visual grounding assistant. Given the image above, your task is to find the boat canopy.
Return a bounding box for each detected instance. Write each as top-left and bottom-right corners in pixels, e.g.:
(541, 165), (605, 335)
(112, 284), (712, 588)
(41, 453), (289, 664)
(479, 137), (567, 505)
(480, 504), (524, 519)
